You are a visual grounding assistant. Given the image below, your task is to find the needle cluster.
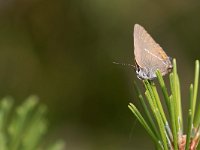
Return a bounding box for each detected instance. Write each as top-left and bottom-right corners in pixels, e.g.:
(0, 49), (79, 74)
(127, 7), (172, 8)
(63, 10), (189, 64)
(129, 59), (200, 150)
(0, 96), (65, 150)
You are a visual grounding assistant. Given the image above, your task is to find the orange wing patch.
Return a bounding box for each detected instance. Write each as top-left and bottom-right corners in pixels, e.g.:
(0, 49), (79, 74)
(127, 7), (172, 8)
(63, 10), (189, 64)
(158, 48), (168, 60)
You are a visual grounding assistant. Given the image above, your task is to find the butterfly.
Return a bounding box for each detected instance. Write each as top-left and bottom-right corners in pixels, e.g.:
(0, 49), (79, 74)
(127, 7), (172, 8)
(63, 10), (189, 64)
(134, 24), (173, 80)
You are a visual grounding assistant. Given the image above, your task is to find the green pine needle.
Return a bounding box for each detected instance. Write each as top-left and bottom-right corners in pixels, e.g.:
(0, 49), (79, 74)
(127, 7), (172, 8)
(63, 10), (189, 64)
(129, 59), (200, 149)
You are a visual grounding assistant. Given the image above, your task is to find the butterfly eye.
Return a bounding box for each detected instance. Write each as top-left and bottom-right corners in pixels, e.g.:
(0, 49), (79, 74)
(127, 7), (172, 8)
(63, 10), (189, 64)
(134, 62), (140, 72)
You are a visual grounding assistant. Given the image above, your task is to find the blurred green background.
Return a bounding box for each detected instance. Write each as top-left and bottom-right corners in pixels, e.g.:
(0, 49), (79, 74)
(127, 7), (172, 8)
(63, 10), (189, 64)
(0, 0), (200, 149)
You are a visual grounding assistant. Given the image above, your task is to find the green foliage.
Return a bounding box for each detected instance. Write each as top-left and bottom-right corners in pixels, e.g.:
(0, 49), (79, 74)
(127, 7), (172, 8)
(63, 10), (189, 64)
(129, 59), (200, 150)
(0, 95), (65, 150)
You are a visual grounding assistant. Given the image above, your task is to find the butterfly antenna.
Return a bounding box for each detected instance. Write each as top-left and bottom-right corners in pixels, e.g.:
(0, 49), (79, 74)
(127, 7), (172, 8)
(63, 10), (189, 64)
(113, 62), (135, 68)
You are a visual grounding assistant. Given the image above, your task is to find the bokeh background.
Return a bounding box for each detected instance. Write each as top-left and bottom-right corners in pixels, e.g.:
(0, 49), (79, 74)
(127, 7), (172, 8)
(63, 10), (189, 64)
(0, 0), (200, 149)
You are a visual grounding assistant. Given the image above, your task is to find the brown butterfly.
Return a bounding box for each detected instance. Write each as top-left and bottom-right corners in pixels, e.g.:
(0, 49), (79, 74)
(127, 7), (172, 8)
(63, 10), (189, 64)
(134, 24), (173, 80)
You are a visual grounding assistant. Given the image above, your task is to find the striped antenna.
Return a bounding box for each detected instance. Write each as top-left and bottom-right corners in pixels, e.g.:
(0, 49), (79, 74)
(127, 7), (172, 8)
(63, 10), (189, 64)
(113, 62), (135, 68)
